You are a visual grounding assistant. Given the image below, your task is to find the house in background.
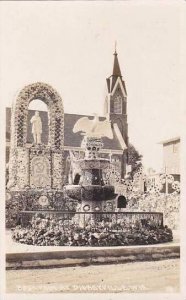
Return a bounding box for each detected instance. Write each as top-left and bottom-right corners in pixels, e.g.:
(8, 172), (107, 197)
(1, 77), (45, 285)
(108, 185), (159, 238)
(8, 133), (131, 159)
(159, 136), (180, 178)
(144, 137), (180, 194)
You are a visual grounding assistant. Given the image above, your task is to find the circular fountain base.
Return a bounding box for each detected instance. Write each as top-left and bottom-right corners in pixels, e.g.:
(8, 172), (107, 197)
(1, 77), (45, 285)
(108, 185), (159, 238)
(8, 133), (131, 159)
(12, 210), (173, 247)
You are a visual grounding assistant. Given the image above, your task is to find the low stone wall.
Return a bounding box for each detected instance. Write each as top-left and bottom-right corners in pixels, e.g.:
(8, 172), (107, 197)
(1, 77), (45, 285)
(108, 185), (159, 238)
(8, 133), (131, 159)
(6, 244), (180, 269)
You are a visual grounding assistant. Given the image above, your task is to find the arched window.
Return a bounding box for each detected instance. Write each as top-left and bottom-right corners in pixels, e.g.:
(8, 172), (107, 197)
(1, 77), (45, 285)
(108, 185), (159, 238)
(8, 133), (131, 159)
(113, 95), (122, 114)
(74, 173), (81, 185)
(117, 195), (127, 208)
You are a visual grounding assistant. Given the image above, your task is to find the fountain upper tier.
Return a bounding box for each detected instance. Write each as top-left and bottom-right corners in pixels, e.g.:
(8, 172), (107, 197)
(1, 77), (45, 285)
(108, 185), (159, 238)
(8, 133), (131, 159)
(75, 135), (111, 186)
(65, 117), (117, 206)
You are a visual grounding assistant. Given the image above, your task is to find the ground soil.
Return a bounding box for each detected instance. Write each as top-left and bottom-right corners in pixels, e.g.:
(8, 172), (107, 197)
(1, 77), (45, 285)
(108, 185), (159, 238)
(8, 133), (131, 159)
(6, 258), (179, 293)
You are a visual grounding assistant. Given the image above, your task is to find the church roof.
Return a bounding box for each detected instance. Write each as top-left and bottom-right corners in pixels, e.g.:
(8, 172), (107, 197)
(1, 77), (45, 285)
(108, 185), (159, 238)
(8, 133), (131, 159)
(6, 108), (125, 152)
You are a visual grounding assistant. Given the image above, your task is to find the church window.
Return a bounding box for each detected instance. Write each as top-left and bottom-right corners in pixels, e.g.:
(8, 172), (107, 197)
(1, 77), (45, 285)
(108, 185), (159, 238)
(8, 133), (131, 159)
(113, 95), (122, 114)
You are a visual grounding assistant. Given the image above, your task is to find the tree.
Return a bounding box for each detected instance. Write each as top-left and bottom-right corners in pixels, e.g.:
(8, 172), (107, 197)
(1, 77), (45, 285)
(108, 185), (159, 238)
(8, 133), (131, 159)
(127, 143), (143, 178)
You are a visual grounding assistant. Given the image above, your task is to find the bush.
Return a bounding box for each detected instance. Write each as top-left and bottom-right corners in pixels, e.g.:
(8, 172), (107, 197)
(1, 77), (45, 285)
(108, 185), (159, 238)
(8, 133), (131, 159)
(6, 197), (24, 228)
(12, 215), (173, 247)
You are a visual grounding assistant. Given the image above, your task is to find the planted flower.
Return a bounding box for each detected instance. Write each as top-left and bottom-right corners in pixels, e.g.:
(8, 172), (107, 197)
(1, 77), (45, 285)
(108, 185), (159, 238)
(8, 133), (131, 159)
(11, 214), (173, 247)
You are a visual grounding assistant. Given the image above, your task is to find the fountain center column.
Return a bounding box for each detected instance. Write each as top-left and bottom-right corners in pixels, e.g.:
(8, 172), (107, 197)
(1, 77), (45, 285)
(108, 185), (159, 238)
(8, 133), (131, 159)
(82, 136), (103, 160)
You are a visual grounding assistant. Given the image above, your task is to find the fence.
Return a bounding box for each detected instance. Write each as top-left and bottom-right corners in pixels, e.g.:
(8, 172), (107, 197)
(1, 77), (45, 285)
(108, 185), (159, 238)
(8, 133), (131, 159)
(20, 210), (164, 230)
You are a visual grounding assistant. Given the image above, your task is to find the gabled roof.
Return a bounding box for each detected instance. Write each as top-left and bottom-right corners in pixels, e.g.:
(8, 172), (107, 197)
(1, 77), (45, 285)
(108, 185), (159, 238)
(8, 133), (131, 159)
(106, 76), (127, 96)
(158, 136), (180, 145)
(6, 108), (125, 152)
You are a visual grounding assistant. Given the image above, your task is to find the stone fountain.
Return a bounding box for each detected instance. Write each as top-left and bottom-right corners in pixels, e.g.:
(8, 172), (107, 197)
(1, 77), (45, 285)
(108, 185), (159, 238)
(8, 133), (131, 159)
(65, 137), (117, 212)
(64, 115), (125, 213)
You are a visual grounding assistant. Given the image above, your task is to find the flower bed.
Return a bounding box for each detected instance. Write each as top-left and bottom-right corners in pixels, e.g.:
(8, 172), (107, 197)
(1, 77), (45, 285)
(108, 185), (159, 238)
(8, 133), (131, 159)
(6, 189), (79, 228)
(12, 215), (173, 247)
(6, 195), (24, 228)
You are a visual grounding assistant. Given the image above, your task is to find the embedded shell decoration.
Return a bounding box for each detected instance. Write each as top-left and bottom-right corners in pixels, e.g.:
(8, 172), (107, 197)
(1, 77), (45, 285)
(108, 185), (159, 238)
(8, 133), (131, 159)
(38, 195), (49, 207)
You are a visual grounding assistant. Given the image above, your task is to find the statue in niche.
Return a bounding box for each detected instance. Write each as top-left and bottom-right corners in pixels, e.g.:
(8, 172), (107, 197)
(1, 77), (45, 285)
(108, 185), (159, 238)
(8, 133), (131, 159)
(30, 111), (42, 144)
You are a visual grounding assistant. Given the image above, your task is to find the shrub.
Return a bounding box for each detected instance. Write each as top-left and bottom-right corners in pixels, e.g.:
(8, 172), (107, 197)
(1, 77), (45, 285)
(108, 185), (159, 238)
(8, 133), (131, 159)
(12, 215), (173, 247)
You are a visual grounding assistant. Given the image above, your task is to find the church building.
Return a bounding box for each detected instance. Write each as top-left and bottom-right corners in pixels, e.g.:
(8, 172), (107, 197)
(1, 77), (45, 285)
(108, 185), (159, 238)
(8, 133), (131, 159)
(6, 51), (129, 180)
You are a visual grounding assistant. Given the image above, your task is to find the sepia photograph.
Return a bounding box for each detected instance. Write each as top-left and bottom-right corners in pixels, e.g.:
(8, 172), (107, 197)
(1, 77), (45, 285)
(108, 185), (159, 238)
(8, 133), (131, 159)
(0, 1), (185, 299)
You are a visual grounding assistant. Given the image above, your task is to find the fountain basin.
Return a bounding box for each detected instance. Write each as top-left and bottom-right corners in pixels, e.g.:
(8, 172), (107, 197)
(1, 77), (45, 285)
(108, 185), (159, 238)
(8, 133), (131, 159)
(64, 185), (116, 201)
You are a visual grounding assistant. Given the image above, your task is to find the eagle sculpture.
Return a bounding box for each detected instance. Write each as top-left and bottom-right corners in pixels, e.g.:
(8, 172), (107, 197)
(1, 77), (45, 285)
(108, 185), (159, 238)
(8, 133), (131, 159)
(73, 114), (113, 139)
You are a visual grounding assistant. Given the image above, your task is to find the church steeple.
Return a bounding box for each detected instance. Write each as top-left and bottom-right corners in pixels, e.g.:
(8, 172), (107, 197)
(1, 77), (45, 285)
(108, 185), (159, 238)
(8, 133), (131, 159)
(104, 47), (128, 124)
(104, 48), (129, 178)
(106, 48), (127, 95)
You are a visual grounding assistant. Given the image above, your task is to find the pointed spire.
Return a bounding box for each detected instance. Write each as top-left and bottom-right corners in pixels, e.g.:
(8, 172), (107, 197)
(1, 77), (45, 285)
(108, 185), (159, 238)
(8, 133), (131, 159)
(112, 42), (122, 77)
(106, 45), (127, 95)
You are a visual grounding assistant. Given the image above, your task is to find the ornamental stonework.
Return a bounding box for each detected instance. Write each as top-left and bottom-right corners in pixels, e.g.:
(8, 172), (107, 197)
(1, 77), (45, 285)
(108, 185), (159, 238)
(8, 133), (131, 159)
(11, 82), (64, 150)
(16, 148), (30, 189)
(30, 156), (51, 188)
(8, 82), (64, 191)
(52, 152), (64, 190)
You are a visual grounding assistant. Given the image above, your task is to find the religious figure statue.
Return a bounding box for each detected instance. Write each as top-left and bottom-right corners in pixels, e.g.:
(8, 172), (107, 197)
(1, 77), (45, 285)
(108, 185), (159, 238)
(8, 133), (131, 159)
(73, 114), (113, 139)
(30, 111), (42, 144)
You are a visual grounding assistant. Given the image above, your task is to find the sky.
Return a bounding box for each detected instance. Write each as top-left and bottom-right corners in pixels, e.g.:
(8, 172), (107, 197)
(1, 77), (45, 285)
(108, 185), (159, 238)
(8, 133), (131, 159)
(0, 1), (183, 171)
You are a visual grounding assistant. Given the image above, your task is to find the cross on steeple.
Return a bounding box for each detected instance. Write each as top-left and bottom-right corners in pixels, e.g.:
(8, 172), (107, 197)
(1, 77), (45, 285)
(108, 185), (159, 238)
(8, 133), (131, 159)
(114, 40), (117, 54)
